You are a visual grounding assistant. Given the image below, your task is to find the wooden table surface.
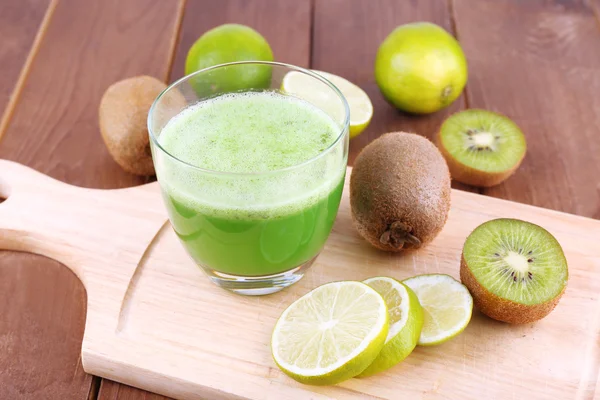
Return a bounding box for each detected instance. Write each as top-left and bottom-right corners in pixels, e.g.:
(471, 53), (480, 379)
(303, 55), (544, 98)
(1, 0), (599, 399)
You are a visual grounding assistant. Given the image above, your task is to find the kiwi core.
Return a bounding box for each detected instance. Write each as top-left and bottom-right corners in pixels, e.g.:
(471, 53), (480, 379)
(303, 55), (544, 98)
(471, 131), (496, 149)
(504, 251), (529, 273)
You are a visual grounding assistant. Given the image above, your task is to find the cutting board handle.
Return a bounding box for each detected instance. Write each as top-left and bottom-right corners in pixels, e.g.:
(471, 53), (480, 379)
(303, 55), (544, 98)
(0, 159), (82, 265)
(0, 159), (168, 288)
(0, 159), (43, 233)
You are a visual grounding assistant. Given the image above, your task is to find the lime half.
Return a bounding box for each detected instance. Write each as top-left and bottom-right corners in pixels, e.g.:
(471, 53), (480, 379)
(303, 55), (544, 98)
(282, 70), (373, 138)
(271, 281), (389, 385)
(403, 274), (473, 346)
(358, 277), (423, 377)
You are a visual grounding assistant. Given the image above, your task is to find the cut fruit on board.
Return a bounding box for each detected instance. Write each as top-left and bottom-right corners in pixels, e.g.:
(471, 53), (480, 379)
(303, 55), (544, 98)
(0, 159), (599, 399)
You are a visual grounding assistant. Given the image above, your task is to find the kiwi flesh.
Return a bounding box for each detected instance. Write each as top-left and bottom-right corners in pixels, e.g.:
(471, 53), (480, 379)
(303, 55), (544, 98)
(460, 218), (568, 324)
(99, 75), (167, 176)
(350, 132), (451, 252)
(437, 109), (526, 187)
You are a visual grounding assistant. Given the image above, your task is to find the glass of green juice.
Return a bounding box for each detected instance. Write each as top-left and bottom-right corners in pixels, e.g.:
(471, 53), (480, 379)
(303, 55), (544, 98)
(148, 62), (350, 295)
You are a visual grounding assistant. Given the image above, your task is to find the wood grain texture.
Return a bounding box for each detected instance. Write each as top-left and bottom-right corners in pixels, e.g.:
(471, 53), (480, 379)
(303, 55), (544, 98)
(0, 0), (185, 399)
(0, 0), (184, 189)
(1, 160), (599, 399)
(0, 0), (51, 134)
(0, 1), (91, 399)
(169, 0), (312, 82)
(99, 381), (173, 400)
(312, 0), (466, 167)
(453, 0), (600, 217)
(0, 253), (91, 399)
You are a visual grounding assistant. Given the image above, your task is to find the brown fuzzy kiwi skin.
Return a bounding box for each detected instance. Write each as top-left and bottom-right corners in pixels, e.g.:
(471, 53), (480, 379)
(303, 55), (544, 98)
(99, 76), (167, 176)
(435, 129), (525, 188)
(460, 254), (565, 324)
(350, 132), (451, 252)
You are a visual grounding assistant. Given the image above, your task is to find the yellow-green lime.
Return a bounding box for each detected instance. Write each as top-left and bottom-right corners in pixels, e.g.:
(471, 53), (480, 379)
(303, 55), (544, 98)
(281, 70), (373, 138)
(403, 274), (473, 346)
(271, 281), (389, 385)
(185, 24), (273, 93)
(358, 277), (423, 377)
(375, 22), (468, 114)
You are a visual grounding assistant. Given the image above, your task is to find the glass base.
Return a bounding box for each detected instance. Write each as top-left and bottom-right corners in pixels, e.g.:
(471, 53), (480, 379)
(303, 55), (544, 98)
(202, 255), (318, 296)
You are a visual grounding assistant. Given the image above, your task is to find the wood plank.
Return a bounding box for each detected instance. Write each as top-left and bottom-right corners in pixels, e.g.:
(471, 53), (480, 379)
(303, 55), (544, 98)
(98, 382), (171, 400)
(0, 2), (88, 399)
(0, 0), (52, 135)
(312, 0), (466, 167)
(0, 0), (185, 399)
(0, 0), (184, 189)
(0, 254), (92, 399)
(101, 0), (312, 398)
(452, 0), (600, 217)
(169, 0), (312, 83)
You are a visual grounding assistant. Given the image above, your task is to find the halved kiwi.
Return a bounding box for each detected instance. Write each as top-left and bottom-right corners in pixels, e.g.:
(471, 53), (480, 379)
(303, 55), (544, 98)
(460, 218), (568, 324)
(437, 109), (526, 187)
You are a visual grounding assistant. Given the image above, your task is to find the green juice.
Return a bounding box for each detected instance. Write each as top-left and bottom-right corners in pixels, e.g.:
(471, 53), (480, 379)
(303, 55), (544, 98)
(157, 91), (346, 276)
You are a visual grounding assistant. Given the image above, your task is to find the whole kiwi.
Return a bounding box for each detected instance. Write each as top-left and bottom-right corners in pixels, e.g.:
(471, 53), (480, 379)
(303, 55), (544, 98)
(99, 75), (167, 176)
(350, 132), (451, 251)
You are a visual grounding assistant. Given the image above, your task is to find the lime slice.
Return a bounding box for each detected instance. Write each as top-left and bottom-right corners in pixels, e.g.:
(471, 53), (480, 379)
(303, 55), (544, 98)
(281, 70), (373, 138)
(403, 274), (473, 346)
(271, 281), (389, 385)
(358, 277), (423, 377)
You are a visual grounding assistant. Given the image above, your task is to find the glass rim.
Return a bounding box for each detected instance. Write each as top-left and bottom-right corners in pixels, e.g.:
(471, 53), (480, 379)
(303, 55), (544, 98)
(147, 61), (350, 177)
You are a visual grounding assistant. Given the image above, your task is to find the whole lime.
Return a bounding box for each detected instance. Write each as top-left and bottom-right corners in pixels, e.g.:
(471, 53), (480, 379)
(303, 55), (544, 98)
(185, 24), (274, 94)
(375, 22), (468, 114)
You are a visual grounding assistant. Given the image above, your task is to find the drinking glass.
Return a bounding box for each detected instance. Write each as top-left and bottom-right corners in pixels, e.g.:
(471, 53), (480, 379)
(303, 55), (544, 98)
(148, 61), (349, 295)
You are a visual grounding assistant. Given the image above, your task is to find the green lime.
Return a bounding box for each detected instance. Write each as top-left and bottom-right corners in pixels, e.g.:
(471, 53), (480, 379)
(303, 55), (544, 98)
(185, 24), (274, 94)
(375, 22), (468, 114)
(271, 281), (389, 385)
(358, 277), (423, 377)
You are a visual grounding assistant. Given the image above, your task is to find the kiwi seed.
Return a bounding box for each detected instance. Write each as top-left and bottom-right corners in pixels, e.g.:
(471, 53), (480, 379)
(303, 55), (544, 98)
(436, 109), (527, 187)
(460, 218), (568, 324)
(350, 132), (451, 252)
(99, 75), (167, 176)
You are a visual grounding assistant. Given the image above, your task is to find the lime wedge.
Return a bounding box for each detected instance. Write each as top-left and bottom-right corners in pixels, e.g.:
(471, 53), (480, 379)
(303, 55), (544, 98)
(358, 277), (423, 377)
(403, 274), (473, 346)
(281, 70), (373, 138)
(271, 281), (389, 385)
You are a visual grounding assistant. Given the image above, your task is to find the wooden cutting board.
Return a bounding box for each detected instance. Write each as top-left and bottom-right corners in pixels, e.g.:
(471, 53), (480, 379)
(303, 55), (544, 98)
(1, 159), (599, 400)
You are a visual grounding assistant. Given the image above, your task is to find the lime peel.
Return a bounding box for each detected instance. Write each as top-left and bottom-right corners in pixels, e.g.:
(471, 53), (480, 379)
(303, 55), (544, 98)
(358, 277), (424, 377)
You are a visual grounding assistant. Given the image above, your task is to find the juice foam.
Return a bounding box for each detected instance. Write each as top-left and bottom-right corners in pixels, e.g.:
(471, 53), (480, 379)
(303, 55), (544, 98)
(157, 91), (346, 219)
